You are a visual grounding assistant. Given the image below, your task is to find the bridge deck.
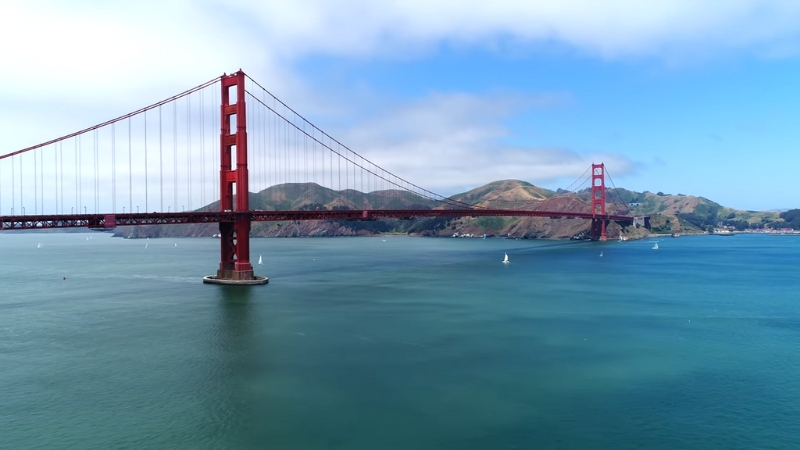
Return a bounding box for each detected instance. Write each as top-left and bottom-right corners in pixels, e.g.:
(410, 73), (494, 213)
(0, 210), (638, 230)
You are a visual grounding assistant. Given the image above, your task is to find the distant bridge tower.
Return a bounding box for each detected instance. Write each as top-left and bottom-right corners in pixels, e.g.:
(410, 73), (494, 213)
(204, 71), (267, 285)
(590, 163), (607, 241)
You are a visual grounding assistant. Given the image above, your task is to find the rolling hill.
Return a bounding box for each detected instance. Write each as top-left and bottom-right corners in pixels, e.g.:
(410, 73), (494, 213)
(113, 182), (792, 239)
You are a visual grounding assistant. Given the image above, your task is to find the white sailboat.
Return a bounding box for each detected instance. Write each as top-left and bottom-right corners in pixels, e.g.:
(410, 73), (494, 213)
(502, 253), (509, 264)
(599, 251), (603, 257)
(37, 243), (41, 248)
(653, 242), (659, 250)
(258, 255), (263, 265)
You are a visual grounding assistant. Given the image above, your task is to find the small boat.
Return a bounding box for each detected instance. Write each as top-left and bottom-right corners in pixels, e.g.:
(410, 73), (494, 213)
(599, 251), (603, 257)
(173, 242), (177, 247)
(502, 253), (509, 264)
(258, 255), (263, 265)
(37, 243), (41, 248)
(653, 242), (659, 250)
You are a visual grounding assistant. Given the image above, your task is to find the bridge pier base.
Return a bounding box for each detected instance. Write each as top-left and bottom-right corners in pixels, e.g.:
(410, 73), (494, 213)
(204, 216), (268, 285)
(203, 274), (268, 285)
(591, 218), (608, 241)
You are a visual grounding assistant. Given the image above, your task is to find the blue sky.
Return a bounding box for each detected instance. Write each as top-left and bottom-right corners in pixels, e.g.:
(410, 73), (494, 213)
(2, 1), (800, 210)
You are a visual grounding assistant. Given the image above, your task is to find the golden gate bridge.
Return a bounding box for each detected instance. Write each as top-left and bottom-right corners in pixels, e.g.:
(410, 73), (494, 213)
(0, 70), (648, 285)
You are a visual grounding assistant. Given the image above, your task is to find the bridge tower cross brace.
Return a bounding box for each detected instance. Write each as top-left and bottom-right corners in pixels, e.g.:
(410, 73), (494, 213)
(590, 163), (608, 241)
(216, 71), (255, 281)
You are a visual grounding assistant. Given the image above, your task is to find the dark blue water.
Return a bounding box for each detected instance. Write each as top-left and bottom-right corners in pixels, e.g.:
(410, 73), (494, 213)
(2, 233), (799, 449)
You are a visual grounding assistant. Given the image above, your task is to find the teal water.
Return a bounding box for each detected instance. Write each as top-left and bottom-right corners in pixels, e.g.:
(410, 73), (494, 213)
(1, 233), (800, 449)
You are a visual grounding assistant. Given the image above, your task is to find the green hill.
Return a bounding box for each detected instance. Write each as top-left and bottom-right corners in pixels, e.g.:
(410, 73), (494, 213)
(113, 182), (794, 239)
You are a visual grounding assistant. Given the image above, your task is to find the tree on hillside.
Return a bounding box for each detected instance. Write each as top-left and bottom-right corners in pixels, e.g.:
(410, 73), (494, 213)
(779, 209), (800, 229)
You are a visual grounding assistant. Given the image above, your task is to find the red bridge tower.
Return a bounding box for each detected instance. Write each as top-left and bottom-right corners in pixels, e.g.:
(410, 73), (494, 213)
(590, 163), (608, 241)
(203, 71), (267, 285)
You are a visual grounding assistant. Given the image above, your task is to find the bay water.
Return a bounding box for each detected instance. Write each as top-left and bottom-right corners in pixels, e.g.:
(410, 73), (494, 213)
(1, 233), (799, 449)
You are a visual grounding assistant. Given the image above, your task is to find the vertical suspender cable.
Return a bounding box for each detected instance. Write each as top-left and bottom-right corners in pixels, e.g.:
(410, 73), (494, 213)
(11, 156), (15, 214)
(303, 122), (307, 193)
(213, 85), (218, 203)
(296, 118), (300, 194)
(39, 149), (43, 213)
(20, 152), (23, 214)
(97, 129), (100, 212)
(257, 90), (261, 192)
(112, 123), (116, 213)
(286, 108), (290, 200)
(94, 129), (98, 213)
(200, 89), (205, 208)
(144, 110), (148, 212)
(74, 138), (77, 213)
(78, 135), (81, 213)
(91, 130), (94, 212)
(263, 92), (267, 191)
(187, 95), (192, 211)
(159, 104), (163, 212)
(128, 117), (132, 214)
(60, 142), (63, 214)
(91, 130), (94, 213)
(54, 144), (57, 214)
(273, 97), (276, 190)
(173, 100), (177, 212)
(34, 149), (38, 214)
(311, 126), (315, 192)
(360, 155), (363, 199)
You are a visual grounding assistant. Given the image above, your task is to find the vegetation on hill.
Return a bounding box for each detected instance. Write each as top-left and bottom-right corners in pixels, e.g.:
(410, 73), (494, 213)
(779, 209), (800, 229)
(113, 182), (796, 239)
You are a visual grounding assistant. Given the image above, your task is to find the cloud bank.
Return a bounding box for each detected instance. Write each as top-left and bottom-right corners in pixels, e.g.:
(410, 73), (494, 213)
(2, 0), (798, 193)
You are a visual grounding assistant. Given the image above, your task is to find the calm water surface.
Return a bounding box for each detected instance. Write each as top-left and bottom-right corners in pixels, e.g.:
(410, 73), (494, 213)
(1, 233), (799, 449)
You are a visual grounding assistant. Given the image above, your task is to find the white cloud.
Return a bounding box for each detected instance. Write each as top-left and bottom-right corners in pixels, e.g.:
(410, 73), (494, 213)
(329, 91), (638, 194)
(222, 0), (800, 60)
(4, 0), (800, 98)
(1, 0), (797, 200)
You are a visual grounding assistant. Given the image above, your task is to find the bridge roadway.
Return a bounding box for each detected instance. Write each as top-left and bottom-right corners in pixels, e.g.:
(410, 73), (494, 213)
(0, 209), (638, 230)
